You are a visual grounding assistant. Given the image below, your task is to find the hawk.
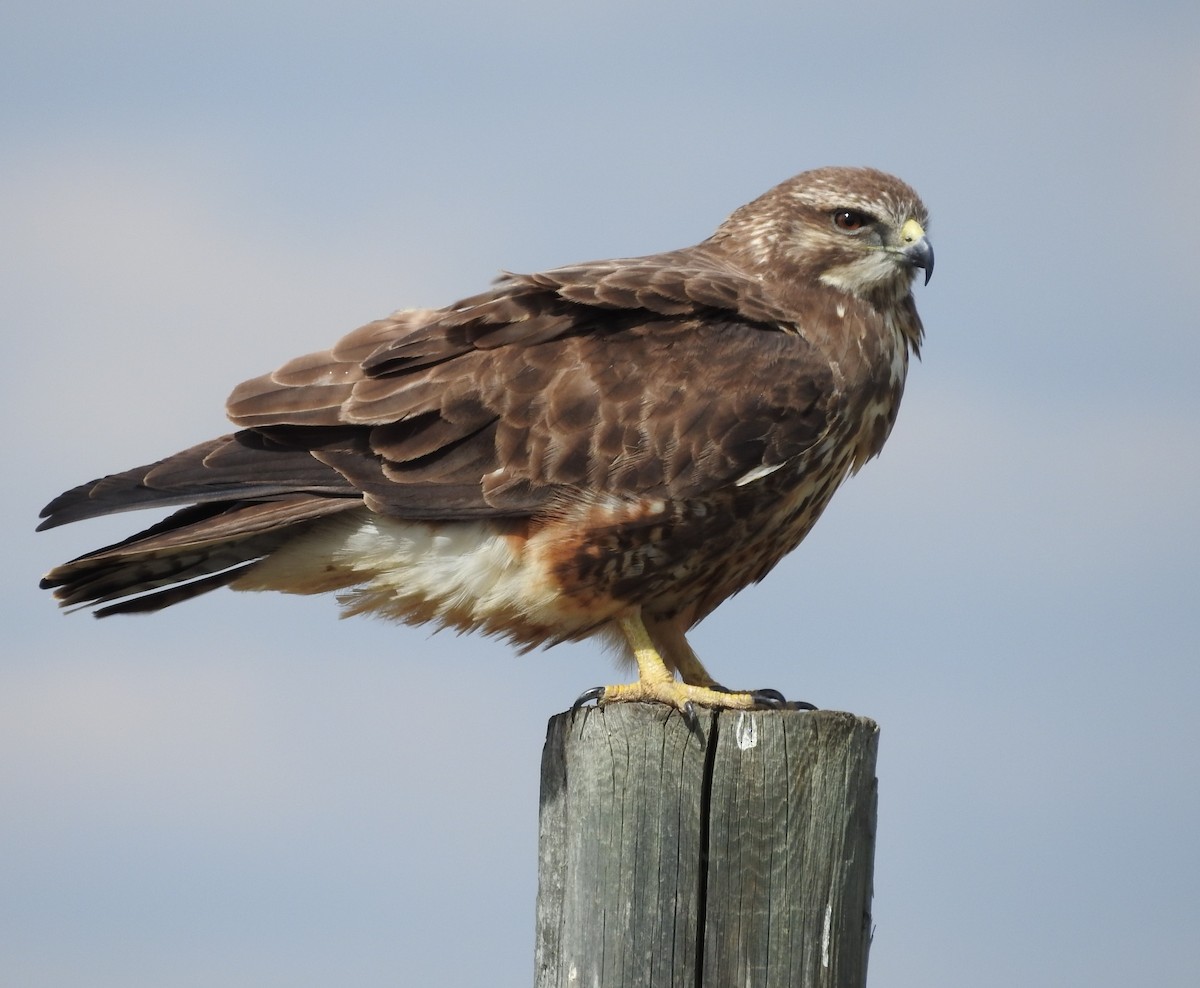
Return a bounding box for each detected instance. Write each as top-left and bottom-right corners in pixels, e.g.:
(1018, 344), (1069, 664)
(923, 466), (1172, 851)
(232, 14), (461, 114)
(39, 166), (932, 715)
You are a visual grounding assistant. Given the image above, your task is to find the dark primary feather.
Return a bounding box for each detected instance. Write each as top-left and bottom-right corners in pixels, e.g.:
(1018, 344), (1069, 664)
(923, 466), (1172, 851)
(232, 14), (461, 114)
(37, 432), (358, 531)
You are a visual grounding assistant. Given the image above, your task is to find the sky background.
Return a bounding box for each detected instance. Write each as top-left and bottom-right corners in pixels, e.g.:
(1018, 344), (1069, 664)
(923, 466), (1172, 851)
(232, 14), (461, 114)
(3, 1), (1198, 985)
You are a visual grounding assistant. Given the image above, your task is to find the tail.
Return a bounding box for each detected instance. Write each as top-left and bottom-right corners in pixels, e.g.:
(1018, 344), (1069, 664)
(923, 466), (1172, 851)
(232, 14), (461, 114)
(39, 432), (362, 615)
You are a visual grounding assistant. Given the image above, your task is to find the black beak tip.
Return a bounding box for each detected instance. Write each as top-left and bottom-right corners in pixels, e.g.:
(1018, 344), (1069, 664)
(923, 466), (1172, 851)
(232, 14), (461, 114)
(913, 240), (934, 285)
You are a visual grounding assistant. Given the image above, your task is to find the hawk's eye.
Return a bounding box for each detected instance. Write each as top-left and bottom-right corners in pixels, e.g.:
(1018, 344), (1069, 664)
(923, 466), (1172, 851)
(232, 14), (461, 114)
(832, 209), (873, 232)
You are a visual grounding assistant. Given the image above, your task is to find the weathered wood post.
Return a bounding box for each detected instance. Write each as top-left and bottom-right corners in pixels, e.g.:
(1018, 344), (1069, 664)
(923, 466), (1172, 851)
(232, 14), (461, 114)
(534, 704), (878, 988)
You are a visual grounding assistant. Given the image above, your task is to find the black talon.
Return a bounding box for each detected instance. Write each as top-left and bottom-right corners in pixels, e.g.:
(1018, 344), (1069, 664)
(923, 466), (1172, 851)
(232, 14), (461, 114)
(572, 685), (605, 711)
(680, 700), (700, 732)
(750, 688), (787, 708)
(749, 689), (818, 711)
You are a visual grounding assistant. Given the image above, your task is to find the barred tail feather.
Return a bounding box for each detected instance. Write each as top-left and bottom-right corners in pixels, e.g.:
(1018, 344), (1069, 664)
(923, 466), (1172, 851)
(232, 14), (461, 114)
(40, 495), (359, 616)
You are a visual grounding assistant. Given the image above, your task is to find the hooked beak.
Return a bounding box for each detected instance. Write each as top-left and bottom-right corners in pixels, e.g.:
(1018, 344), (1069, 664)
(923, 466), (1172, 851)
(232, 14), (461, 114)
(899, 218), (934, 285)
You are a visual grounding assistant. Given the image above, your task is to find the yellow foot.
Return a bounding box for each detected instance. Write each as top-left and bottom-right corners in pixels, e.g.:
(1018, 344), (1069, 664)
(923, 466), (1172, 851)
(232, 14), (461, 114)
(600, 678), (762, 713)
(573, 613), (811, 726)
(571, 682), (792, 734)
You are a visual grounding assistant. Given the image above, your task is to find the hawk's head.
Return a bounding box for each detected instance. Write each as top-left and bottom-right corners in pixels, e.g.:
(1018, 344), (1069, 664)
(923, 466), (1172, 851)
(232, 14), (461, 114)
(713, 166), (933, 305)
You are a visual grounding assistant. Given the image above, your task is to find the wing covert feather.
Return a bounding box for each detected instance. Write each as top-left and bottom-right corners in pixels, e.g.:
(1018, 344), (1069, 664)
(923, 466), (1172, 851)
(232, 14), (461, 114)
(216, 253), (842, 522)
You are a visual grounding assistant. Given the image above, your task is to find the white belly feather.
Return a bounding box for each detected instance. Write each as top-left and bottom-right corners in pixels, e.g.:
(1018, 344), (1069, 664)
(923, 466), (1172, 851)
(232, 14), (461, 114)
(233, 511), (616, 644)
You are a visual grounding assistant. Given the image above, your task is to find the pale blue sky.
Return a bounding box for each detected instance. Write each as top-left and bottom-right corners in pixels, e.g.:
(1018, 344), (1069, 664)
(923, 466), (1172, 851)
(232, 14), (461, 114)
(4, 2), (1198, 985)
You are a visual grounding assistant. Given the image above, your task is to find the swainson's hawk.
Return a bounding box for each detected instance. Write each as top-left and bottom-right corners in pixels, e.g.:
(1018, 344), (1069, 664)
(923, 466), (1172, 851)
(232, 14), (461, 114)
(39, 166), (933, 714)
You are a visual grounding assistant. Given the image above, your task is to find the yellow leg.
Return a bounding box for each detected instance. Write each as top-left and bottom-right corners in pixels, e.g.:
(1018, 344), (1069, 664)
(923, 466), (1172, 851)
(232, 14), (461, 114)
(642, 615), (721, 688)
(618, 614), (675, 684)
(598, 612), (762, 713)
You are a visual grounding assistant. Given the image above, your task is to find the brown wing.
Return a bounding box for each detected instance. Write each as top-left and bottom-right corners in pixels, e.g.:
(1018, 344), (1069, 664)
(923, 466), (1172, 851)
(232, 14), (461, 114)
(224, 256), (837, 520)
(39, 252), (838, 614)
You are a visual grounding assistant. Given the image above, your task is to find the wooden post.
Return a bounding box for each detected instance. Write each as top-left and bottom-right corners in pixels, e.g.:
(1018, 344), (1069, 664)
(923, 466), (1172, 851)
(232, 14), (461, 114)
(534, 704), (878, 988)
